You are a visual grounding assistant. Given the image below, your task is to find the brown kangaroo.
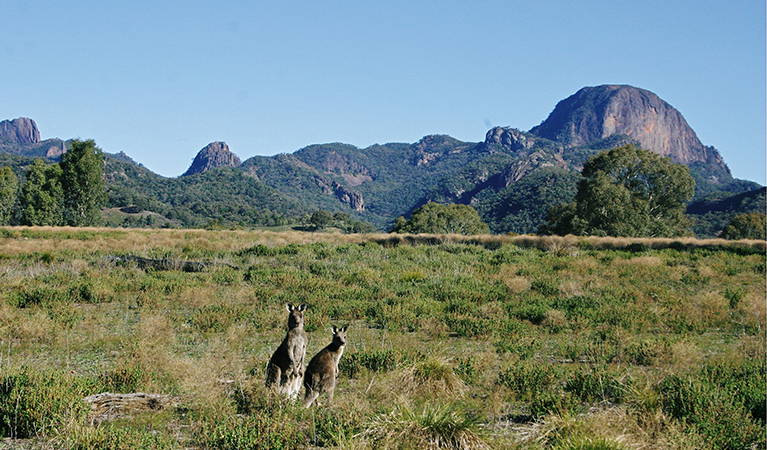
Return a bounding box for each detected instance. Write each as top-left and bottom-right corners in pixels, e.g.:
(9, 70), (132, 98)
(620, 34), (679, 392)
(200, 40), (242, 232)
(265, 303), (307, 398)
(303, 325), (348, 408)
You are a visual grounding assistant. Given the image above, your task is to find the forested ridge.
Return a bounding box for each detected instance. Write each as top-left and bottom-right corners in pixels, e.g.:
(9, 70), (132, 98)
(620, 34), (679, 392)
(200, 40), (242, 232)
(0, 85), (763, 236)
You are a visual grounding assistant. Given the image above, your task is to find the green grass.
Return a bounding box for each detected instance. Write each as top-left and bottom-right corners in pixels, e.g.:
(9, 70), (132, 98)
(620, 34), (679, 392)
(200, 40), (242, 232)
(0, 228), (762, 449)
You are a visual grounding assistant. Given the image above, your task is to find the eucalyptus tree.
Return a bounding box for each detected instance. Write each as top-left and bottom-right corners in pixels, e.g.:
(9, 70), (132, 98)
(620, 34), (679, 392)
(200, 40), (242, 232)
(60, 139), (107, 226)
(541, 145), (695, 237)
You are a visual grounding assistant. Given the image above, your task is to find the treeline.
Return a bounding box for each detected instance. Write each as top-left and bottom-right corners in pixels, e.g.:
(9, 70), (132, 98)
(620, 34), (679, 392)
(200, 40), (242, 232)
(0, 140), (106, 226)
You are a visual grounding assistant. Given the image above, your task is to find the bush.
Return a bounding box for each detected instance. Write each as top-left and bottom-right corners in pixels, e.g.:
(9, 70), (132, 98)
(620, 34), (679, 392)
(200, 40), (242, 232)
(70, 423), (177, 450)
(658, 369), (765, 450)
(0, 368), (98, 439)
(99, 360), (152, 393)
(530, 391), (580, 419)
(498, 360), (560, 400)
(341, 349), (401, 378)
(196, 412), (305, 450)
(564, 367), (629, 403)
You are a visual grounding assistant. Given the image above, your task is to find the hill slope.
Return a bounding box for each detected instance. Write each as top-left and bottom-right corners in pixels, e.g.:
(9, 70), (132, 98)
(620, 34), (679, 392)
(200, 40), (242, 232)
(0, 84), (762, 235)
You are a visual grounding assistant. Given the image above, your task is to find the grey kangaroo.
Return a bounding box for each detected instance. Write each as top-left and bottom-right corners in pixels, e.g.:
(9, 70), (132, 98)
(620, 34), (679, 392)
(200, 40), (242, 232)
(265, 303), (307, 398)
(303, 325), (348, 407)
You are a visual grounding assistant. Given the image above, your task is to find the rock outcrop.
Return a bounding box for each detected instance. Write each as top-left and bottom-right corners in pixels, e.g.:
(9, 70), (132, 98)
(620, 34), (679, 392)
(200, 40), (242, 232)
(483, 127), (537, 153)
(529, 85), (728, 173)
(499, 150), (568, 186)
(182, 142), (242, 176)
(0, 117), (40, 144)
(314, 175), (365, 211)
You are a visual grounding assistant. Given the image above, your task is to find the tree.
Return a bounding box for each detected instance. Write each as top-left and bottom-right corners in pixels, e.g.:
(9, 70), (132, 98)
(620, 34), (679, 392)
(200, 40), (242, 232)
(540, 145), (695, 237)
(0, 167), (19, 225)
(309, 209), (334, 231)
(20, 159), (64, 226)
(60, 139), (107, 226)
(720, 212), (766, 240)
(390, 202), (490, 235)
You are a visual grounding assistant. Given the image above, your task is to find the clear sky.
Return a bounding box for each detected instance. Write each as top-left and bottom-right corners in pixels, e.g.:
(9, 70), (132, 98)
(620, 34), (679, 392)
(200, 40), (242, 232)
(2, 0), (765, 184)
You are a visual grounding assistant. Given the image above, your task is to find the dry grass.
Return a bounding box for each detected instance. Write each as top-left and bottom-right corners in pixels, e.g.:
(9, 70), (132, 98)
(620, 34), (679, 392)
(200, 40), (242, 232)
(361, 403), (490, 450)
(510, 406), (702, 450)
(1, 227), (762, 259)
(393, 357), (467, 399)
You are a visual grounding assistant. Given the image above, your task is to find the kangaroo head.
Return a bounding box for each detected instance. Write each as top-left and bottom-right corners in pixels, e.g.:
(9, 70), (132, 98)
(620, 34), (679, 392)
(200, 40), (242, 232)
(286, 303), (307, 330)
(331, 325), (349, 346)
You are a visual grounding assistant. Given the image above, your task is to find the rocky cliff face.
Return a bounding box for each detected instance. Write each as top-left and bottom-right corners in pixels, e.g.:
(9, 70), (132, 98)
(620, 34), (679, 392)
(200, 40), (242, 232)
(182, 142), (242, 176)
(0, 118), (40, 144)
(529, 85), (728, 174)
(483, 127), (538, 153)
(314, 175), (365, 211)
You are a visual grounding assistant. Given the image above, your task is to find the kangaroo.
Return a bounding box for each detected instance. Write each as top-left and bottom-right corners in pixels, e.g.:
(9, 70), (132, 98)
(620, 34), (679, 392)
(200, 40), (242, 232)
(265, 303), (308, 398)
(303, 325), (348, 408)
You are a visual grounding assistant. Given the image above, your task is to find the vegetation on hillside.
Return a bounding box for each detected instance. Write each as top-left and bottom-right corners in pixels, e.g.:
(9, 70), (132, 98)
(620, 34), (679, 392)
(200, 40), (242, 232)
(0, 229), (761, 449)
(0, 132), (762, 237)
(541, 145), (695, 237)
(687, 187), (766, 238)
(721, 212), (767, 240)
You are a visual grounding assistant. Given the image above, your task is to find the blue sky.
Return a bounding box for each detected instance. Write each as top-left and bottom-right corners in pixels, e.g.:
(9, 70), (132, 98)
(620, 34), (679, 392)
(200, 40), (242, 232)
(2, 0), (765, 184)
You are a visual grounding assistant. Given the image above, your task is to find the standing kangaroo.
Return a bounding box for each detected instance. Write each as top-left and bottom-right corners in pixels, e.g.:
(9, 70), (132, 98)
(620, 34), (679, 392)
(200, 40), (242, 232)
(265, 303), (307, 398)
(303, 325), (348, 408)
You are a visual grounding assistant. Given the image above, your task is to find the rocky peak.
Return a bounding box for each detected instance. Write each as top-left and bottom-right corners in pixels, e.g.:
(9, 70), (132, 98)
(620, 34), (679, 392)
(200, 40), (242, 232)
(0, 117), (40, 144)
(529, 85), (728, 173)
(484, 127), (537, 153)
(182, 142), (241, 176)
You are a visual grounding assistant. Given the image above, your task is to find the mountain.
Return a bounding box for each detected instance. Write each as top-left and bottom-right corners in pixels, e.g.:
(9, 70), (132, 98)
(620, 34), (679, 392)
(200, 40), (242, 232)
(0, 118), (40, 144)
(182, 142), (242, 176)
(528, 85), (743, 193)
(530, 85), (724, 169)
(1, 85), (763, 235)
(0, 117), (67, 159)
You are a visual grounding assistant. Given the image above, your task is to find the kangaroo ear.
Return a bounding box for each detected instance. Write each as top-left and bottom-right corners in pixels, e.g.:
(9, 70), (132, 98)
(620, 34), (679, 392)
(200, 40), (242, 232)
(341, 325), (349, 332)
(331, 325), (338, 334)
(286, 303), (294, 312)
(298, 303), (307, 311)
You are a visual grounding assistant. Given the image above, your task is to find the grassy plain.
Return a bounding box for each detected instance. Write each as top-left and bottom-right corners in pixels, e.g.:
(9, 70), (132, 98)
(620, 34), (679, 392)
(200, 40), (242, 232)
(0, 227), (763, 449)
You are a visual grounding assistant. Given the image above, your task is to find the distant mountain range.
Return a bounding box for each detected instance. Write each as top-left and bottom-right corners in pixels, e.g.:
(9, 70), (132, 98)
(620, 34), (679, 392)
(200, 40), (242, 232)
(1, 85), (763, 235)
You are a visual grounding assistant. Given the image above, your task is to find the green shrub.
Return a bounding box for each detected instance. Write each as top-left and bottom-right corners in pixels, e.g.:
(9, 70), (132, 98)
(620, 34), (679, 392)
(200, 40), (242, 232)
(7, 284), (68, 308)
(341, 349), (402, 378)
(498, 360), (560, 400)
(658, 370), (765, 450)
(530, 391), (580, 418)
(196, 412), (305, 450)
(210, 266), (244, 285)
(100, 361), (152, 393)
(70, 423), (177, 450)
(624, 338), (671, 366)
(0, 368), (98, 439)
(564, 367), (629, 403)
(552, 436), (628, 450)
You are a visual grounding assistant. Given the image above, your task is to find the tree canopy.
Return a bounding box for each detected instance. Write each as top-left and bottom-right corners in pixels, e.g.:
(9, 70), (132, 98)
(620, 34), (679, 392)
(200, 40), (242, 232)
(0, 167), (18, 225)
(721, 212), (766, 240)
(390, 202), (490, 235)
(540, 145), (695, 237)
(60, 139), (107, 226)
(20, 159), (64, 226)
